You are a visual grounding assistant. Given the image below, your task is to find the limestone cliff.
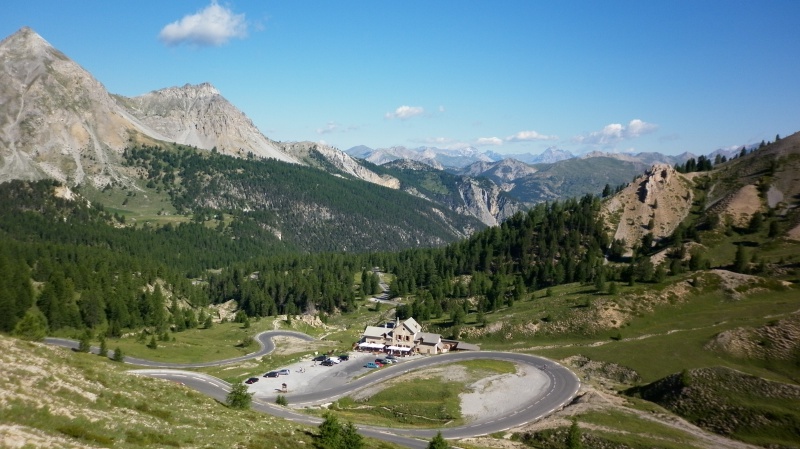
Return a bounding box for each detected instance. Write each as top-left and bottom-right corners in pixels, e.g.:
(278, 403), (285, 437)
(0, 27), (156, 187)
(602, 164), (693, 254)
(119, 83), (298, 164)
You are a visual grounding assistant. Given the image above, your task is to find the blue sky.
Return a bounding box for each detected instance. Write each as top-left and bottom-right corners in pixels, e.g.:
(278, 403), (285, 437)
(3, 1), (799, 155)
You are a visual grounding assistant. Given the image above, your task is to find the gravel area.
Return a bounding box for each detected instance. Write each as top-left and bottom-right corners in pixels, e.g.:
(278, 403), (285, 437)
(244, 348), (551, 425)
(460, 363), (549, 423)
(246, 351), (414, 398)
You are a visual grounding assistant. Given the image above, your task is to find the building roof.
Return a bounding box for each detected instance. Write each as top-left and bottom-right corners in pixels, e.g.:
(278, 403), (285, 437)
(454, 341), (480, 351)
(402, 317), (422, 334)
(416, 332), (441, 344)
(362, 326), (391, 339)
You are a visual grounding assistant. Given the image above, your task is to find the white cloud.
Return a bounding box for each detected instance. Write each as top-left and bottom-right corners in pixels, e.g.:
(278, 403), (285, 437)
(316, 121), (358, 135)
(626, 119), (658, 137)
(385, 105), (425, 120)
(316, 122), (338, 135)
(574, 119), (658, 145)
(476, 137), (503, 146)
(159, 1), (247, 47)
(422, 137), (454, 145)
(506, 130), (558, 142)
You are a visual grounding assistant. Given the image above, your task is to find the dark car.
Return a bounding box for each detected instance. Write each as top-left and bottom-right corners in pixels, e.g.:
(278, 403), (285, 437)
(321, 359), (335, 366)
(313, 355), (328, 362)
(375, 358), (387, 364)
(385, 354), (397, 360)
(264, 371), (280, 378)
(338, 354), (350, 361)
(245, 377), (259, 384)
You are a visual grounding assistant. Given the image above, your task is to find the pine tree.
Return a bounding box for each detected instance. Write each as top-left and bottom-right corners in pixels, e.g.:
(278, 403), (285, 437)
(78, 330), (92, 353)
(12, 307), (48, 341)
(98, 335), (108, 357)
(317, 413), (342, 449)
(567, 418), (582, 449)
(112, 347), (125, 362)
(340, 422), (364, 449)
(427, 431), (451, 449)
(226, 382), (253, 410)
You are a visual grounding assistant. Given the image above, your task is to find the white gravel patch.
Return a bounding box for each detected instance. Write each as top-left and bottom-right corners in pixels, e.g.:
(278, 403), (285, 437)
(460, 363), (549, 423)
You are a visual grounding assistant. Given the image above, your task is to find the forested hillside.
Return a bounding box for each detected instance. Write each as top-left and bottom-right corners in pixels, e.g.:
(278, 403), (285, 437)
(0, 179), (376, 335)
(121, 144), (483, 252)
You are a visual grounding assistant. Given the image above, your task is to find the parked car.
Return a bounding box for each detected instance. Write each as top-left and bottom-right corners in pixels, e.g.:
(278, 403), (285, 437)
(312, 355), (328, 362)
(245, 377), (259, 384)
(364, 362), (379, 368)
(375, 358), (387, 364)
(385, 354), (397, 360)
(338, 354), (350, 361)
(278, 369), (291, 375)
(321, 359), (335, 366)
(382, 358), (395, 364)
(264, 371), (280, 378)
(327, 357), (341, 364)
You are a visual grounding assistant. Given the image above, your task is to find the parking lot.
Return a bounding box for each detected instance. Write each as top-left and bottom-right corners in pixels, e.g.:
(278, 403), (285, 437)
(245, 350), (414, 399)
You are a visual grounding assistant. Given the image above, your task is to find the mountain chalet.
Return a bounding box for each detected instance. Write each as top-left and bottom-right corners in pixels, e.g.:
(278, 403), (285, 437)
(357, 317), (479, 355)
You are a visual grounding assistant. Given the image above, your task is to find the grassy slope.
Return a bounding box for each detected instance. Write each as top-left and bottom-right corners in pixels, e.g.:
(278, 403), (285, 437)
(0, 334), (403, 449)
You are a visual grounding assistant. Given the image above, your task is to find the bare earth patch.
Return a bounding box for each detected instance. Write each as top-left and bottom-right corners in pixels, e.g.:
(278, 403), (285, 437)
(718, 184), (762, 227)
(270, 335), (335, 356)
(459, 363), (548, 423)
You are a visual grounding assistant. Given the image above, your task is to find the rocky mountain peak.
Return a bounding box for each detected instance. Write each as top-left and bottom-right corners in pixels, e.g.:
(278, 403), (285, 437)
(141, 82), (221, 100)
(0, 27), (141, 187)
(602, 163), (694, 255)
(0, 27), (60, 58)
(119, 83), (297, 163)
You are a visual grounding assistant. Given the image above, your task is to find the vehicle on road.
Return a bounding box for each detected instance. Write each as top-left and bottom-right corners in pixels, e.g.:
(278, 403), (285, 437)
(278, 369), (291, 375)
(245, 377), (259, 384)
(385, 354), (397, 360)
(264, 371), (280, 378)
(327, 357), (341, 364)
(364, 362), (379, 368)
(321, 359), (335, 366)
(312, 355), (327, 362)
(338, 354), (350, 361)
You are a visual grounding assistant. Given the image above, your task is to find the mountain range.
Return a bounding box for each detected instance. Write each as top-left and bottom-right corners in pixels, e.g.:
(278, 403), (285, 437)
(0, 27), (516, 231)
(0, 26), (769, 237)
(1, 24), (800, 449)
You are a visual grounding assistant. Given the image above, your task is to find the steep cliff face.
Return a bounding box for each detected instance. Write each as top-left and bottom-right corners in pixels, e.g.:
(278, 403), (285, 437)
(282, 141), (400, 189)
(602, 164), (693, 254)
(456, 179), (522, 226)
(0, 27), (151, 187)
(119, 83), (298, 164)
(0, 27), (301, 189)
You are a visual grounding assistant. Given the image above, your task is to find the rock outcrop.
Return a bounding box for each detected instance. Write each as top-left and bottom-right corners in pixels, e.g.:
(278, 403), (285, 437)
(0, 27), (150, 187)
(119, 83), (298, 164)
(0, 27), (300, 187)
(455, 179), (522, 226)
(602, 164), (693, 255)
(282, 141), (399, 189)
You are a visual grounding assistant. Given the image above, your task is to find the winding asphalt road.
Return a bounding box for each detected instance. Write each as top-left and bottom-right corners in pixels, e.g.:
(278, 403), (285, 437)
(46, 331), (580, 448)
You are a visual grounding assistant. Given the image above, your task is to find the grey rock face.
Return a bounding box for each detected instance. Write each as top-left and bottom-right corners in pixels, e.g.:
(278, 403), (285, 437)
(120, 83), (298, 164)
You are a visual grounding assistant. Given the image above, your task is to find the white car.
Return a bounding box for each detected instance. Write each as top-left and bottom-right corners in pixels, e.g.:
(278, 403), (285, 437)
(326, 357), (341, 364)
